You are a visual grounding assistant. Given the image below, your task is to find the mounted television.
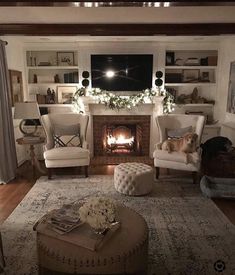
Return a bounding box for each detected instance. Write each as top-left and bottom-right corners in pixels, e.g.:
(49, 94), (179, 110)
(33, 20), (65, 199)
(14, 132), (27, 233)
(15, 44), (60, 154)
(91, 54), (153, 91)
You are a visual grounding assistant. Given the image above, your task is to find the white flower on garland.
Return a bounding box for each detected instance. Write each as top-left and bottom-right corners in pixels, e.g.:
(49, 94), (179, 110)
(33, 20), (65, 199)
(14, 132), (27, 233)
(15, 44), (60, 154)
(78, 197), (117, 231)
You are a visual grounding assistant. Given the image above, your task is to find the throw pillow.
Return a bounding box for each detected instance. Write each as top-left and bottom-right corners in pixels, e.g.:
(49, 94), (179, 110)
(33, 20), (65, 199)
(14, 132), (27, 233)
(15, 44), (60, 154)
(166, 126), (193, 139)
(53, 123), (81, 147)
(54, 134), (81, 147)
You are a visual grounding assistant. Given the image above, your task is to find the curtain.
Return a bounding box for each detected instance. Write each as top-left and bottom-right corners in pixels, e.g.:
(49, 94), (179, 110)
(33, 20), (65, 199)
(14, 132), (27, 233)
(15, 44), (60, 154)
(0, 40), (17, 184)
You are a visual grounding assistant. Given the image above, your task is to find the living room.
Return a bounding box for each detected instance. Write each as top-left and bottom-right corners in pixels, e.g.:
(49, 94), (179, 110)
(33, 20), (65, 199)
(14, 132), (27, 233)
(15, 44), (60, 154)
(0, 1), (235, 274)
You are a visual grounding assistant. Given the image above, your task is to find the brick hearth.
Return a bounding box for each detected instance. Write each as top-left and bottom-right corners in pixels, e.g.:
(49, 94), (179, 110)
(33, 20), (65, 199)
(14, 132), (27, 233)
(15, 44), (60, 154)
(93, 115), (151, 156)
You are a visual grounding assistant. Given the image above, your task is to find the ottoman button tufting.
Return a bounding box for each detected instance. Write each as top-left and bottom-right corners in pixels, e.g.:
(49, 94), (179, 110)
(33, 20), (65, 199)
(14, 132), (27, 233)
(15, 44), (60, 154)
(114, 162), (154, 196)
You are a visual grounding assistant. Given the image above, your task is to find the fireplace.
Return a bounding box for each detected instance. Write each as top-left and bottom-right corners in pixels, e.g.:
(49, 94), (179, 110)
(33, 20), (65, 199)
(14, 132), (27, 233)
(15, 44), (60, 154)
(93, 115), (151, 156)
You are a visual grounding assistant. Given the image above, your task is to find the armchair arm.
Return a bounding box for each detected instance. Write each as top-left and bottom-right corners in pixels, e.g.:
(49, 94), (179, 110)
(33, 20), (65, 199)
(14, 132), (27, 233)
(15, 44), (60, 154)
(82, 140), (88, 149)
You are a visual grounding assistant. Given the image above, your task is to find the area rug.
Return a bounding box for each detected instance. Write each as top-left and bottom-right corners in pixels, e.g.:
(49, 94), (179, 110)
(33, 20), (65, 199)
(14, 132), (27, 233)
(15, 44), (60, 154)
(1, 175), (235, 275)
(91, 156), (153, 165)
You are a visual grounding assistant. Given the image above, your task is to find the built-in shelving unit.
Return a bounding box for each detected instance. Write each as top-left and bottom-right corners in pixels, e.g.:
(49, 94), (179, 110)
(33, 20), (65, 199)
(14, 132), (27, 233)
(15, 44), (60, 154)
(26, 50), (79, 104)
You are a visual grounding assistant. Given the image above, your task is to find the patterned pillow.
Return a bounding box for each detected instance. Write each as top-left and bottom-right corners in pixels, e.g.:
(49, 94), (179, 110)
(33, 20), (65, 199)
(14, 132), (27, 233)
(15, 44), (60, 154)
(53, 123), (81, 147)
(166, 126), (193, 139)
(54, 134), (81, 147)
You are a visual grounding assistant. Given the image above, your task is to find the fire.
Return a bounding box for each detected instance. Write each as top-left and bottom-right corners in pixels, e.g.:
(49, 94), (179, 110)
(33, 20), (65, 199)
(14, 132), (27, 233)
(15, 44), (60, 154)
(107, 134), (134, 146)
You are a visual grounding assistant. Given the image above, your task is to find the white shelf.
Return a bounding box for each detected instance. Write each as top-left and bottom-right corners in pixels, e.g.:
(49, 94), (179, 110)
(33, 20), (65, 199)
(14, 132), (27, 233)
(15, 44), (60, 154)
(27, 66), (78, 70)
(28, 83), (78, 85)
(39, 104), (73, 107)
(165, 66), (217, 69)
(176, 103), (214, 107)
(165, 83), (216, 87)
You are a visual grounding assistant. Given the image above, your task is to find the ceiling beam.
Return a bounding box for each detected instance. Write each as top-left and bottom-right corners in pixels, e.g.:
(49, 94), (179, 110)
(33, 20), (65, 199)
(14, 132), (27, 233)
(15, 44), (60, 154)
(1, 23), (235, 36)
(1, 1), (235, 7)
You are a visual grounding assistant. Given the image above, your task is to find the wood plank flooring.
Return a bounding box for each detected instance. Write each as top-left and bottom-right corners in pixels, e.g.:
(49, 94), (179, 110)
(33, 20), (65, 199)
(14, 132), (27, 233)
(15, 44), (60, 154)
(0, 161), (235, 225)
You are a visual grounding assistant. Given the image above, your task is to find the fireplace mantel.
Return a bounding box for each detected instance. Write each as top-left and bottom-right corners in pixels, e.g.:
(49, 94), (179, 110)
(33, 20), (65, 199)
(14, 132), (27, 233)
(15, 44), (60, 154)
(80, 96), (164, 114)
(80, 96), (164, 157)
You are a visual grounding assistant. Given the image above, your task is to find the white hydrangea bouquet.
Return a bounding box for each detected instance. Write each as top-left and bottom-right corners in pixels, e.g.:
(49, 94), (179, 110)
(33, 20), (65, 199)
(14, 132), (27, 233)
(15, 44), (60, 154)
(78, 197), (117, 233)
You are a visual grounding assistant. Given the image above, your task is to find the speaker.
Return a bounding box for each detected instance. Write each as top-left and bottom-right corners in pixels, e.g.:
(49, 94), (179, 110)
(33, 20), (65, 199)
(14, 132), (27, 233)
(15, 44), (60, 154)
(82, 71), (90, 88)
(155, 71), (163, 87)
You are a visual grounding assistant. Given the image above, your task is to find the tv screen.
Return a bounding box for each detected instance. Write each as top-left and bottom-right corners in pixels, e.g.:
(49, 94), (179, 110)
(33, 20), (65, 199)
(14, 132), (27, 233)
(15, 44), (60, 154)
(91, 54), (153, 91)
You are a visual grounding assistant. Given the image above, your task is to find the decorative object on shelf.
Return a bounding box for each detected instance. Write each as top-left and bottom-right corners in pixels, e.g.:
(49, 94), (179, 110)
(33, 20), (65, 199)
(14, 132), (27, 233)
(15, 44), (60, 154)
(38, 61), (51, 66)
(78, 197), (117, 233)
(33, 74), (37, 83)
(57, 86), (77, 104)
(9, 70), (23, 107)
(54, 74), (60, 83)
(166, 52), (175, 65)
(57, 52), (74, 66)
(155, 71), (163, 87)
(176, 87), (215, 105)
(207, 56), (218, 66)
(175, 58), (184, 66)
(34, 57), (37, 66)
(73, 87), (175, 113)
(46, 88), (56, 104)
(165, 71), (182, 83)
(182, 69), (200, 83)
(184, 58), (200, 66)
(200, 71), (210, 82)
(14, 102), (41, 137)
(227, 61), (235, 114)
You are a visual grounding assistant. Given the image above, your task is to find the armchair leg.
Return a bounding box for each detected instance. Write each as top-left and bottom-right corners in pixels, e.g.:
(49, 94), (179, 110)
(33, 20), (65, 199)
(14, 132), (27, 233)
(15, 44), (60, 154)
(48, 168), (52, 180)
(192, 172), (198, 184)
(84, 166), (89, 178)
(155, 167), (160, 179)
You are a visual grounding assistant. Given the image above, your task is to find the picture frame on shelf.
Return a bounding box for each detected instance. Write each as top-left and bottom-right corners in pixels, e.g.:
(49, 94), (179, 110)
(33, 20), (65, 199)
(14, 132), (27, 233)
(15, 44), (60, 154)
(227, 61), (235, 114)
(9, 70), (23, 106)
(165, 52), (175, 66)
(182, 69), (200, 83)
(57, 52), (74, 66)
(200, 70), (210, 82)
(57, 86), (77, 104)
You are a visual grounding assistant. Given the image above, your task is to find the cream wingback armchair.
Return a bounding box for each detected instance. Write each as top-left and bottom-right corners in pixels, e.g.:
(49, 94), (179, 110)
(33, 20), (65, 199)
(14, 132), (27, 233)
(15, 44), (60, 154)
(41, 113), (90, 179)
(153, 114), (205, 183)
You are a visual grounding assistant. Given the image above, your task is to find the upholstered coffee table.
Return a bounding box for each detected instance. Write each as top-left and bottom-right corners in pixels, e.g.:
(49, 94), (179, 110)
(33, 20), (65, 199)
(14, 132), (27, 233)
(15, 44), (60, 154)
(114, 162), (154, 196)
(37, 205), (148, 275)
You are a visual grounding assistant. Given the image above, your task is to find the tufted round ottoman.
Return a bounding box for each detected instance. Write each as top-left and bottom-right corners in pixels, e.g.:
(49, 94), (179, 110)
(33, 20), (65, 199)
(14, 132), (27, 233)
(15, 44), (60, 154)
(114, 162), (154, 196)
(37, 205), (148, 275)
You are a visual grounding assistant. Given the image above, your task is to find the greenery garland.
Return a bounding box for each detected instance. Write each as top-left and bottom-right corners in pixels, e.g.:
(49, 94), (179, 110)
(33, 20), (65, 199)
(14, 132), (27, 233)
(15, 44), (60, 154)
(72, 87), (175, 114)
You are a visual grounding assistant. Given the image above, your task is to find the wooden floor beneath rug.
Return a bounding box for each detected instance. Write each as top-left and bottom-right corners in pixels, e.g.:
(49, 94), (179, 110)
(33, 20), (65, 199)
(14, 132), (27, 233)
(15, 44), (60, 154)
(0, 160), (235, 226)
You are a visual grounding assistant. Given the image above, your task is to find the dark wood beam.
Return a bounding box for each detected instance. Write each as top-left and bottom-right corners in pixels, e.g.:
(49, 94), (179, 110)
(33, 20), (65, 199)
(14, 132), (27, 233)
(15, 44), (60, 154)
(0, 23), (235, 36)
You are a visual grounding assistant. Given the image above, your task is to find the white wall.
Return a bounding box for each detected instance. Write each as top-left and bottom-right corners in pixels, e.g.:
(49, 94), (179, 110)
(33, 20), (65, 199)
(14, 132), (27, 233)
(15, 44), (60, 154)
(215, 38), (235, 144)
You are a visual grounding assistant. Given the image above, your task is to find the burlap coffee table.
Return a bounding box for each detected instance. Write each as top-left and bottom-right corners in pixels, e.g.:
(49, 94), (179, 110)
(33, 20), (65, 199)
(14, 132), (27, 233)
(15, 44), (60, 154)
(37, 205), (148, 275)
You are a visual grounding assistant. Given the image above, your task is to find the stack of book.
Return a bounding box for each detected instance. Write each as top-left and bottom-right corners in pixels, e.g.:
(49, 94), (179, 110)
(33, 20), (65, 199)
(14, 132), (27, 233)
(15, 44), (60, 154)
(45, 204), (82, 234)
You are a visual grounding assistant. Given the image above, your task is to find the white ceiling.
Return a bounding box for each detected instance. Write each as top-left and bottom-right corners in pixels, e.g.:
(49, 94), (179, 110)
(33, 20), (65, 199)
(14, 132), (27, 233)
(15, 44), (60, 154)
(0, 6), (235, 24)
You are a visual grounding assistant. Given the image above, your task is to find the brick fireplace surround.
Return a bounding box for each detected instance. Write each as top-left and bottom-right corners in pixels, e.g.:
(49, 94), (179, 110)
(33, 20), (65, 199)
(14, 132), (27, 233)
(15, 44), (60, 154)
(79, 96), (164, 157)
(93, 115), (151, 156)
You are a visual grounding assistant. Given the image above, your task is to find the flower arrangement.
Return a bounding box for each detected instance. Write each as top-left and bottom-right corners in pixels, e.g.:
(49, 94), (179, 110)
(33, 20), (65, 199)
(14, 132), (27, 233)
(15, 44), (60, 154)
(78, 197), (117, 232)
(72, 87), (175, 114)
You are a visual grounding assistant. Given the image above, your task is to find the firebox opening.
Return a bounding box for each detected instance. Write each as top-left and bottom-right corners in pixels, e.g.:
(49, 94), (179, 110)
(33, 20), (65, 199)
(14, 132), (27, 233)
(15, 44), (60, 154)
(103, 124), (142, 155)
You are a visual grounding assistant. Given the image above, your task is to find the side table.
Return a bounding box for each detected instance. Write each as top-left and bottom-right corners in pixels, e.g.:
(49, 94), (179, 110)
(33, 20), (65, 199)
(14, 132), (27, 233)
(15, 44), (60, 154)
(16, 137), (46, 176)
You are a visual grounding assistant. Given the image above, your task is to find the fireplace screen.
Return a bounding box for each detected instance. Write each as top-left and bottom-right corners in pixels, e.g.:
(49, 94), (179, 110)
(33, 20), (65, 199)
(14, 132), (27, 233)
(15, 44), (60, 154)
(93, 115), (150, 156)
(103, 124), (142, 155)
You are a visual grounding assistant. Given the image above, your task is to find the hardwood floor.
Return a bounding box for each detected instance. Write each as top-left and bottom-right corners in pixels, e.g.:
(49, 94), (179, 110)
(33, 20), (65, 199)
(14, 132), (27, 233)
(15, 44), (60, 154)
(0, 161), (235, 225)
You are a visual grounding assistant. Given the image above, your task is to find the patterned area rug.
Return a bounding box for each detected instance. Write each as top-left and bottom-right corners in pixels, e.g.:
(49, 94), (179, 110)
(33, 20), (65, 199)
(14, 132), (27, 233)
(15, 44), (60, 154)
(91, 156), (153, 165)
(1, 175), (235, 275)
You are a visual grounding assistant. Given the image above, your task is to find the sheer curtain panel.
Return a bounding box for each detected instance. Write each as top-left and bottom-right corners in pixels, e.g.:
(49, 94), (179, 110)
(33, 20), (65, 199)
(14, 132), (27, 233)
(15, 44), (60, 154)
(0, 40), (17, 184)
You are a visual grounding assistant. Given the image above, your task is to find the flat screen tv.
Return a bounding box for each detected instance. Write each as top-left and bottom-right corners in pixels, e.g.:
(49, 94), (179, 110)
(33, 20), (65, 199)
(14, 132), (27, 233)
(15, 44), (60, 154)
(91, 54), (153, 91)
